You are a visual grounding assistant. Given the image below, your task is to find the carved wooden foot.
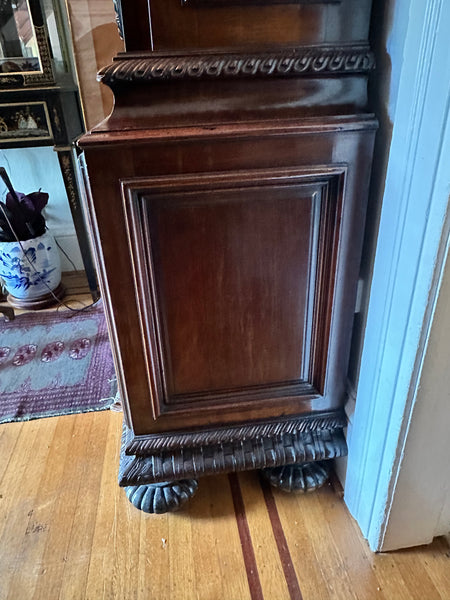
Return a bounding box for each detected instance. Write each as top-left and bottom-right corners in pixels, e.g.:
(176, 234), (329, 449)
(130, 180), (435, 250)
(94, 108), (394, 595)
(124, 479), (198, 514)
(261, 461), (329, 493)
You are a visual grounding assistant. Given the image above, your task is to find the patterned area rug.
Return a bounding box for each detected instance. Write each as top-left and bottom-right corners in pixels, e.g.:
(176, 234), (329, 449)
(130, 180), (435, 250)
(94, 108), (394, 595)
(0, 302), (116, 423)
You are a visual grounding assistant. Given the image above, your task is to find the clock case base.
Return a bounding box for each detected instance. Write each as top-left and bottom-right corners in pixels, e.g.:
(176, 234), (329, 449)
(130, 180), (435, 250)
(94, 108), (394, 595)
(119, 413), (347, 485)
(119, 416), (345, 512)
(78, 32), (377, 513)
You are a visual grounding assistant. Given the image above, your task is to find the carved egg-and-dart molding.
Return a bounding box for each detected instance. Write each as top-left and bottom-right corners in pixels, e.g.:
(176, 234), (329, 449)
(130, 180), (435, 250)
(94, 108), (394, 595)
(98, 45), (375, 88)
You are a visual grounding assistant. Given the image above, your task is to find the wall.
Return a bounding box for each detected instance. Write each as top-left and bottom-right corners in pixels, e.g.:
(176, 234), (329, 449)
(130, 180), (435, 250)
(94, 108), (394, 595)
(66, 0), (123, 129)
(381, 236), (450, 549)
(343, 0), (450, 550)
(0, 147), (83, 271)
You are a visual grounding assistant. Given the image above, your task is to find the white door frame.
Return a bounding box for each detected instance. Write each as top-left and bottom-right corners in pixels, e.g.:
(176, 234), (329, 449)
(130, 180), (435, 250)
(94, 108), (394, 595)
(344, 0), (450, 551)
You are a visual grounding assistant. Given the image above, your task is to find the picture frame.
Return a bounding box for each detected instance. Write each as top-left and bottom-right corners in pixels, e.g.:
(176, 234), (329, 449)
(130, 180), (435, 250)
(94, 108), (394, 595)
(0, 0), (54, 88)
(0, 101), (53, 144)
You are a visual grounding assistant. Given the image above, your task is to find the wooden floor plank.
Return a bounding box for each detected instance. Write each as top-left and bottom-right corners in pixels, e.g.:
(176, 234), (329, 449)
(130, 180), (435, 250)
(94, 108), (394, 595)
(133, 469), (253, 600)
(83, 413), (251, 600)
(315, 483), (389, 600)
(0, 422), (23, 483)
(84, 411), (140, 600)
(385, 545), (444, 600)
(35, 411), (110, 600)
(0, 418), (58, 535)
(0, 417), (67, 600)
(28, 414), (94, 600)
(56, 410), (112, 600)
(274, 483), (376, 600)
(187, 474), (252, 600)
(346, 514), (443, 600)
(419, 537), (450, 599)
(137, 510), (172, 600)
(1, 408), (450, 600)
(164, 498), (197, 600)
(238, 471), (293, 600)
(0, 420), (55, 600)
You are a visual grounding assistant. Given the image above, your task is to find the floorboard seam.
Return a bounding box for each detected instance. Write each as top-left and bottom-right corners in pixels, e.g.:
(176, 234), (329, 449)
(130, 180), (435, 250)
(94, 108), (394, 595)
(228, 473), (264, 600)
(259, 475), (304, 600)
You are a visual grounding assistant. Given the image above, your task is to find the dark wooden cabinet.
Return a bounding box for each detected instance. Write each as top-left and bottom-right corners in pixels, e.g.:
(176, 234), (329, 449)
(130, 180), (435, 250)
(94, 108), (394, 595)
(79, 0), (376, 513)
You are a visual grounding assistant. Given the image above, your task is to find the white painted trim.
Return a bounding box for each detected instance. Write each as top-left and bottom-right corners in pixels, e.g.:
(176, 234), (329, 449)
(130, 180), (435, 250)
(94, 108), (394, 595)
(344, 0), (450, 550)
(381, 223), (450, 550)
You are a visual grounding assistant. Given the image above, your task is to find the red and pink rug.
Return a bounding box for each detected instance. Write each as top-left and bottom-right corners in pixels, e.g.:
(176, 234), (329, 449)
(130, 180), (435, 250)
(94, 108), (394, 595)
(0, 303), (116, 423)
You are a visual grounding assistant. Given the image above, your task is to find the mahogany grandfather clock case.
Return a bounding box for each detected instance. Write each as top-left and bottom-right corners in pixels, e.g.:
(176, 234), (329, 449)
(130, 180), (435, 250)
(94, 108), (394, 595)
(78, 0), (377, 513)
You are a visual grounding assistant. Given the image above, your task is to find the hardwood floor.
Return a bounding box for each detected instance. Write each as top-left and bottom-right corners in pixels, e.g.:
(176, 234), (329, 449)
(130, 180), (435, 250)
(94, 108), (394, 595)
(0, 276), (449, 599)
(1, 414), (450, 600)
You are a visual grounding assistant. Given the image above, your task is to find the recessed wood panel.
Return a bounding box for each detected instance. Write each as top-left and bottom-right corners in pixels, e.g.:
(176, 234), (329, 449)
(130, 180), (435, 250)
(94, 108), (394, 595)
(123, 167), (344, 421)
(140, 0), (372, 51)
(147, 187), (316, 396)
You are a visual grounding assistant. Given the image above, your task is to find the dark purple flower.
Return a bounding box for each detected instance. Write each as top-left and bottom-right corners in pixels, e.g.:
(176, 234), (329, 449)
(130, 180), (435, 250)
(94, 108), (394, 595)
(5, 191), (26, 206)
(6, 190), (48, 219)
(21, 191), (49, 215)
(1, 189), (48, 241)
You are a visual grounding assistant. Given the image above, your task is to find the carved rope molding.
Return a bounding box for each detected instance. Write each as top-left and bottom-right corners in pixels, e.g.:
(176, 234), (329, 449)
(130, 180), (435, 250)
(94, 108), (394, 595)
(98, 46), (375, 87)
(119, 426), (348, 485)
(127, 411), (347, 454)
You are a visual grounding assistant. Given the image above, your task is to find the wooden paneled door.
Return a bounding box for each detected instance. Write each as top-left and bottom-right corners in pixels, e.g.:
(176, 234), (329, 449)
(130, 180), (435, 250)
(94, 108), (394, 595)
(123, 167), (343, 424)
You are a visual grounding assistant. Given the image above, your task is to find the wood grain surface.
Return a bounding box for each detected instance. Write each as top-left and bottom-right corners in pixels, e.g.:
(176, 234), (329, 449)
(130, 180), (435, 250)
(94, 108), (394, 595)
(119, 0), (373, 51)
(0, 409), (449, 600)
(79, 118), (376, 436)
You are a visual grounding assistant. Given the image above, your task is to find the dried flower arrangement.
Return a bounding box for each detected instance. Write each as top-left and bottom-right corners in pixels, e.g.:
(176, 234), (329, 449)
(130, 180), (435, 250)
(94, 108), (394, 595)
(0, 167), (49, 242)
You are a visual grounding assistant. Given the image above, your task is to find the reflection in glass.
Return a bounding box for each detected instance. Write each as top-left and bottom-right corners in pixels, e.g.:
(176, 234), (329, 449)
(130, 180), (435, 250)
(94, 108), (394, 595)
(0, 0), (41, 74)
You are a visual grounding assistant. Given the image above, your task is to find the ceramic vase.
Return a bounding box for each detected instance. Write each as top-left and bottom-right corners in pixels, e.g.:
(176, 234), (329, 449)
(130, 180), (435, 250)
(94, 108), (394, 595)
(0, 231), (64, 309)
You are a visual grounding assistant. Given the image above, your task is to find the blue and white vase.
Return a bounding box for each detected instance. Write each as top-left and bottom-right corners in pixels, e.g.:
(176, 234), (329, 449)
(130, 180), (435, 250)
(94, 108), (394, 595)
(0, 231), (62, 300)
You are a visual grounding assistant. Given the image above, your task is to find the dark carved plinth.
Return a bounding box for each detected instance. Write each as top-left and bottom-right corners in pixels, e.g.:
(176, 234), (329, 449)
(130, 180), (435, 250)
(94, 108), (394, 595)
(119, 414), (347, 495)
(125, 480), (198, 514)
(261, 461), (329, 492)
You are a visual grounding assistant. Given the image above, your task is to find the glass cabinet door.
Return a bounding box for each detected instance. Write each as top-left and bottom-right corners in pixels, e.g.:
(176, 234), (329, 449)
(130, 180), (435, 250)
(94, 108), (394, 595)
(0, 0), (41, 74)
